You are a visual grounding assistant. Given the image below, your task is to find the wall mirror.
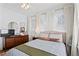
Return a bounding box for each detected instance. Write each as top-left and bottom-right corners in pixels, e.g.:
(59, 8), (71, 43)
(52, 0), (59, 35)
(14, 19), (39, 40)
(8, 22), (18, 34)
(8, 22), (18, 29)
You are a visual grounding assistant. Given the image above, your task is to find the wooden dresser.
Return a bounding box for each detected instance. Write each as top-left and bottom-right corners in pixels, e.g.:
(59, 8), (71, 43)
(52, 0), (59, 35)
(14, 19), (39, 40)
(3, 35), (29, 49)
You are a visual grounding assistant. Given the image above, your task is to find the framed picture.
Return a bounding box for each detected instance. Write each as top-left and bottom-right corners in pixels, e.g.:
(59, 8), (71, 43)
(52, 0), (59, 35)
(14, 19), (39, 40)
(20, 27), (25, 32)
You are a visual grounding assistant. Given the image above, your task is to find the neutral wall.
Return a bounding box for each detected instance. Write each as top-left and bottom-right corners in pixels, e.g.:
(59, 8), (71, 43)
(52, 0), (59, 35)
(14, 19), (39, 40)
(0, 6), (28, 34)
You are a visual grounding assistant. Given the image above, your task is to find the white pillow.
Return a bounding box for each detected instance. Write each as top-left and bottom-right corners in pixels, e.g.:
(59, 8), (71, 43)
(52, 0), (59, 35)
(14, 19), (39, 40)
(49, 33), (63, 42)
(39, 33), (48, 38)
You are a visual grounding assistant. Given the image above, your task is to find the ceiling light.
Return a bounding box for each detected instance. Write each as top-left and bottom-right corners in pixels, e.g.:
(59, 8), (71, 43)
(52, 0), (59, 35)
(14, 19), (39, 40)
(21, 3), (30, 10)
(21, 3), (26, 8)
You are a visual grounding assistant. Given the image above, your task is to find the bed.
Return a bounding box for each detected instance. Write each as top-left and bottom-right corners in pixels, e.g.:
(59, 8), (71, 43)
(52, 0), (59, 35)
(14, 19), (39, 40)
(6, 39), (67, 56)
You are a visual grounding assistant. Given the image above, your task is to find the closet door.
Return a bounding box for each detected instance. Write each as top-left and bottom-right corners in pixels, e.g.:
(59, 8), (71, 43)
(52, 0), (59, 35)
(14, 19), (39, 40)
(39, 13), (48, 32)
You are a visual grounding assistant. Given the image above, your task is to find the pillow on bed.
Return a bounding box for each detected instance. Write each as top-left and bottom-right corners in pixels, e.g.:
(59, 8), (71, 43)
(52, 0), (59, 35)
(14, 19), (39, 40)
(34, 37), (60, 42)
(39, 33), (48, 38)
(40, 37), (60, 42)
(48, 38), (60, 42)
(37, 37), (48, 40)
(33, 33), (48, 40)
(49, 33), (63, 42)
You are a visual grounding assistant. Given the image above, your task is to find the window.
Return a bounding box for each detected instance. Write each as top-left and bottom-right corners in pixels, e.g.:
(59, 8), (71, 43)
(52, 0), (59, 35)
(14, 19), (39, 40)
(39, 13), (48, 32)
(53, 9), (65, 32)
(29, 16), (36, 35)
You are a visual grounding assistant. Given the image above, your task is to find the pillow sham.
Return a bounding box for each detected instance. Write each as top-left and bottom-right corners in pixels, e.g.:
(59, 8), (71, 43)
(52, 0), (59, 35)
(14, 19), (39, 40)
(33, 37), (60, 42)
(48, 38), (60, 42)
(49, 33), (63, 42)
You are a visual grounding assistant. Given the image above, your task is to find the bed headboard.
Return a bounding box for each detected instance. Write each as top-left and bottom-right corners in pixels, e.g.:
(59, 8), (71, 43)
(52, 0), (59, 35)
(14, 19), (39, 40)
(34, 31), (66, 43)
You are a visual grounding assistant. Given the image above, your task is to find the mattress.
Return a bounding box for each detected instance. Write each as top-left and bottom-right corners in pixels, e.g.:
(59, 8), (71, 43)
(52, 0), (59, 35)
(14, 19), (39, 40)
(6, 39), (67, 56)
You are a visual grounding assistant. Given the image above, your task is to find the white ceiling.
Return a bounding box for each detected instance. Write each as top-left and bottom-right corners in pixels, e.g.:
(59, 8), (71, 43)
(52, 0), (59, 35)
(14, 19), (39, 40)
(0, 3), (68, 16)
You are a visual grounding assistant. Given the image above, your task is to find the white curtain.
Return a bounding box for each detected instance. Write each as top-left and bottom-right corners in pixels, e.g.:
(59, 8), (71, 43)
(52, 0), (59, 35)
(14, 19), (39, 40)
(39, 13), (48, 32)
(29, 16), (36, 35)
(71, 4), (79, 56)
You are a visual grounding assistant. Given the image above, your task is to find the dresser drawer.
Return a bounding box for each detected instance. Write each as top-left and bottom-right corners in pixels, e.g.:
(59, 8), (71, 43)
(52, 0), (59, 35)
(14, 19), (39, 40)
(5, 38), (15, 49)
(4, 35), (29, 49)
